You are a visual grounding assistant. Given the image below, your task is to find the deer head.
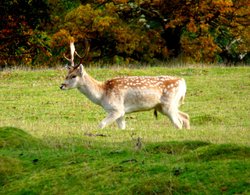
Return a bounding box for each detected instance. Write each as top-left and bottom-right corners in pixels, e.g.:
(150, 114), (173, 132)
(60, 40), (90, 90)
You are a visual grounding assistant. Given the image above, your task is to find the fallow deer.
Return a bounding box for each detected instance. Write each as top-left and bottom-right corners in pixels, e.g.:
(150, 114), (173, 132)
(60, 41), (190, 129)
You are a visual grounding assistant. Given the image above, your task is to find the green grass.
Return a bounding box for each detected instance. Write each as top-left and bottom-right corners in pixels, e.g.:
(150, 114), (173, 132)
(0, 67), (250, 194)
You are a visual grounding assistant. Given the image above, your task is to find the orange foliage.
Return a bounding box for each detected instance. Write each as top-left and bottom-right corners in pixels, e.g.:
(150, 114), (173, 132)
(181, 34), (222, 62)
(162, 0), (249, 62)
(51, 0), (249, 64)
(52, 29), (74, 47)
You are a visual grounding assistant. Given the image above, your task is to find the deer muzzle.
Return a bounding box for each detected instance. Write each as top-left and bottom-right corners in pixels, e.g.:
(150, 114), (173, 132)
(60, 83), (67, 90)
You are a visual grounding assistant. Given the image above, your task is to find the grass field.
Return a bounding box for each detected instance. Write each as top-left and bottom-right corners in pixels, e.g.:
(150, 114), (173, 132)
(0, 67), (250, 194)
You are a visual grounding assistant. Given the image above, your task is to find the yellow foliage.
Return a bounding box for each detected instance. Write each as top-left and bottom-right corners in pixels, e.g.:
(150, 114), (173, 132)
(52, 29), (74, 47)
(105, 2), (117, 13)
(187, 18), (197, 33)
(181, 34), (221, 62)
(93, 16), (117, 32)
(113, 0), (129, 3)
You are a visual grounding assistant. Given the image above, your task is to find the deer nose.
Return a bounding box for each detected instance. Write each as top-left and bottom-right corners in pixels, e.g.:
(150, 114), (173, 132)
(60, 84), (65, 90)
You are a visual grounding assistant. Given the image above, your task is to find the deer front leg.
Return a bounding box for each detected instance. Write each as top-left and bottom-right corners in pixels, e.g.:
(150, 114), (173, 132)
(116, 116), (126, 130)
(179, 111), (190, 129)
(99, 111), (124, 129)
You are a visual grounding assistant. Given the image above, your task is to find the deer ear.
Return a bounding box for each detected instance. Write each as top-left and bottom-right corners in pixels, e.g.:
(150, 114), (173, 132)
(79, 64), (85, 76)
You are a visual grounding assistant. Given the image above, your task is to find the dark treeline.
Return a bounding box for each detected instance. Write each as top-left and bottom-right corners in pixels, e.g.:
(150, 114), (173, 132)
(0, 0), (249, 67)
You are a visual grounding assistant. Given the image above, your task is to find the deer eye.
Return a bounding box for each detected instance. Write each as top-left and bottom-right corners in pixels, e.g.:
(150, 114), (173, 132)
(71, 75), (77, 79)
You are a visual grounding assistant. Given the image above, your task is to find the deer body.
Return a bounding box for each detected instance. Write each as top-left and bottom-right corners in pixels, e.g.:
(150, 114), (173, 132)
(60, 64), (190, 129)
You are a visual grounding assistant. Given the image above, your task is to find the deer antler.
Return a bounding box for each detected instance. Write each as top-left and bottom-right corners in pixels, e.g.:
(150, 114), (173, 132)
(64, 41), (75, 66)
(74, 39), (90, 68)
(64, 40), (90, 68)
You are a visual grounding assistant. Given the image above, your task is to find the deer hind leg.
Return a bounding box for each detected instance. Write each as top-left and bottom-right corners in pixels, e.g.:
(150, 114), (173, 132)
(179, 111), (190, 129)
(99, 111), (124, 129)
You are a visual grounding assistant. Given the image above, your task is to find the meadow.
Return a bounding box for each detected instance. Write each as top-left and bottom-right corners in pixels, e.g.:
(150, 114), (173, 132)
(0, 66), (250, 194)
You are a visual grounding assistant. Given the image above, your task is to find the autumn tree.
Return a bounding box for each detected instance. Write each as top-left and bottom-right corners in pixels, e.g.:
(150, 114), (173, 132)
(52, 1), (167, 64)
(139, 0), (250, 63)
(52, 0), (249, 64)
(0, 0), (51, 67)
(1, 0), (249, 66)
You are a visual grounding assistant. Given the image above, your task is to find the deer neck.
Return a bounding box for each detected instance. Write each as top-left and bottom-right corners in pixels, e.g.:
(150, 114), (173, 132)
(77, 73), (104, 105)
